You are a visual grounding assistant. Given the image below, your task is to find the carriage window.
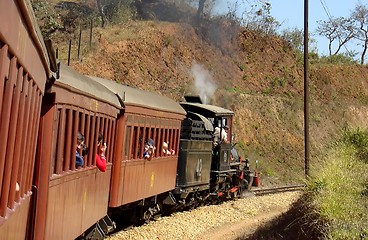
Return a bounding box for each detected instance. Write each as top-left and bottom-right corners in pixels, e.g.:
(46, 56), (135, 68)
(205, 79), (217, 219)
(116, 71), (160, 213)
(145, 127), (150, 140)
(51, 106), (116, 173)
(125, 126), (132, 158)
(151, 128), (155, 141)
(222, 118), (227, 127)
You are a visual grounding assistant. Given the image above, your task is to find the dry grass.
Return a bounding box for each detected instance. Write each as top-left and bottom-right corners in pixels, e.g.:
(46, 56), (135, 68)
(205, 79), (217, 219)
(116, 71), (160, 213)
(307, 129), (368, 240)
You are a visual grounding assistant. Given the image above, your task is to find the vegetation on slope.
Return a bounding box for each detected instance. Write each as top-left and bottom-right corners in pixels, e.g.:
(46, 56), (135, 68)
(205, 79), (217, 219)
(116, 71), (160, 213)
(307, 128), (368, 239)
(33, 0), (368, 187)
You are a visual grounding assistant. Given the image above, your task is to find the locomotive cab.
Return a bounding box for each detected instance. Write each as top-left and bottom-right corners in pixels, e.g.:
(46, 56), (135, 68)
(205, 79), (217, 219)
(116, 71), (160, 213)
(175, 98), (248, 205)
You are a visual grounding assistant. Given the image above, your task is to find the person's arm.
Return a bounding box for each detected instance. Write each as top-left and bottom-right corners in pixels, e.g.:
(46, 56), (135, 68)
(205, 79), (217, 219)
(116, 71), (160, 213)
(76, 151), (84, 167)
(96, 153), (106, 172)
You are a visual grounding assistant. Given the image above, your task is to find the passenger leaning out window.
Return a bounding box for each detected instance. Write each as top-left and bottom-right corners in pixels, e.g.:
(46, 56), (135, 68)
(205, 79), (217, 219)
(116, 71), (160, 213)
(143, 138), (155, 161)
(96, 133), (107, 172)
(163, 141), (175, 155)
(76, 132), (87, 168)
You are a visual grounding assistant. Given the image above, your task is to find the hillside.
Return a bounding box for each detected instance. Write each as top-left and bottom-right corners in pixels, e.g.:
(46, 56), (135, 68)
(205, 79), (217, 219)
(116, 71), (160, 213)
(47, 3), (368, 186)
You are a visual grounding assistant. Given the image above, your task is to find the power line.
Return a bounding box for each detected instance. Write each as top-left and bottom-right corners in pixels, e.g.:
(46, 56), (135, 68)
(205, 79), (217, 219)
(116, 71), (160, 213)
(320, 0), (332, 20)
(319, 0), (354, 55)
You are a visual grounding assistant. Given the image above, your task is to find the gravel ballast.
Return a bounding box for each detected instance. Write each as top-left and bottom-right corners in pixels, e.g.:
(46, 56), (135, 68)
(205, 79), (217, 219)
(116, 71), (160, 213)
(107, 191), (303, 240)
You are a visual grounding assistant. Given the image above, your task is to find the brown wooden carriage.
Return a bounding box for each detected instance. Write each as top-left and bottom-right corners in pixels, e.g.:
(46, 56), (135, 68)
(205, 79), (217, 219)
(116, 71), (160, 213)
(32, 63), (121, 240)
(0, 0), (51, 239)
(88, 77), (186, 215)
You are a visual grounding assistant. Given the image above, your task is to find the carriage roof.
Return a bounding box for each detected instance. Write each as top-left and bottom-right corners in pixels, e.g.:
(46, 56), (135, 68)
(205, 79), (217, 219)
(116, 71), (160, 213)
(55, 63), (121, 108)
(88, 76), (186, 115)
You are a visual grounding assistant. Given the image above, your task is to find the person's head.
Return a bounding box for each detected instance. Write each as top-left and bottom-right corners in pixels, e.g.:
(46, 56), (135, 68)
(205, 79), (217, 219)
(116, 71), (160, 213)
(98, 133), (104, 145)
(224, 125), (229, 131)
(97, 133), (107, 155)
(77, 132), (85, 148)
(163, 141), (168, 150)
(77, 132), (88, 156)
(145, 138), (154, 147)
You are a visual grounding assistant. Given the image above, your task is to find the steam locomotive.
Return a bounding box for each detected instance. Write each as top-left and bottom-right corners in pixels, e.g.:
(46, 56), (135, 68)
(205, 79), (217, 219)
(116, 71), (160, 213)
(0, 1), (253, 239)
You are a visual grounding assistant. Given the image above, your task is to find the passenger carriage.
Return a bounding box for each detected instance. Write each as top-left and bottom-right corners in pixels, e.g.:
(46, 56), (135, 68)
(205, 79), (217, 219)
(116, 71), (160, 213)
(32, 63), (121, 240)
(0, 0), (52, 239)
(88, 76), (186, 223)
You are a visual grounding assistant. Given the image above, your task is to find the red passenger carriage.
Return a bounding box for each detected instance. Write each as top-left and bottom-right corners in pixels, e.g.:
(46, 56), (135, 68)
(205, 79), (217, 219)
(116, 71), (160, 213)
(0, 0), (51, 239)
(89, 77), (186, 223)
(32, 63), (121, 239)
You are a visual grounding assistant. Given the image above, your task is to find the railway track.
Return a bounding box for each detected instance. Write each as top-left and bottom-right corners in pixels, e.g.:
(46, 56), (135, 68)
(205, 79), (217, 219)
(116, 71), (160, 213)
(250, 184), (306, 196)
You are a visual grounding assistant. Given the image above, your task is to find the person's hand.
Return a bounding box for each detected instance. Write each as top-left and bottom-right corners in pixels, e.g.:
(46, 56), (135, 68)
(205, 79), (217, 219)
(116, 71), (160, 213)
(100, 143), (107, 156)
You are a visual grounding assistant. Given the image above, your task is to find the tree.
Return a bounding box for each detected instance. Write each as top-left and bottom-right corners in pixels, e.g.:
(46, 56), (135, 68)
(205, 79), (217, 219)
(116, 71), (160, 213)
(95, 0), (136, 27)
(242, 1), (280, 35)
(31, 0), (63, 38)
(351, 3), (368, 64)
(281, 28), (304, 51)
(316, 17), (355, 56)
(96, 0), (107, 27)
(197, 0), (206, 23)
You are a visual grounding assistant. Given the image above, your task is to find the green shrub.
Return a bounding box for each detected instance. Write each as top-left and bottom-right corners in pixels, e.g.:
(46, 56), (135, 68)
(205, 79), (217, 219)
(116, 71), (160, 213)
(318, 54), (358, 65)
(340, 127), (368, 163)
(308, 128), (368, 239)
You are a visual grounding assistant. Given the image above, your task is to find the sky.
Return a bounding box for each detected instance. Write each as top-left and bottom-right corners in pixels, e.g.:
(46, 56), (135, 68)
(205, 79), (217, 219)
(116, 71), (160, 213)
(267, 0), (360, 56)
(212, 0), (362, 57)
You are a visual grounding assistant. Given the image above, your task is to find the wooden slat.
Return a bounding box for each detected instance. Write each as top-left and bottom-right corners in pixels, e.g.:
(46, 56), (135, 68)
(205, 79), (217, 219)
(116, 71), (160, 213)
(102, 116), (111, 158)
(127, 125), (133, 160)
(12, 69), (26, 203)
(109, 119), (116, 162)
(63, 108), (73, 171)
(157, 128), (162, 157)
(55, 107), (66, 174)
(49, 105), (59, 175)
(107, 118), (112, 162)
(0, 56), (17, 216)
(6, 66), (23, 209)
(133, 126), (139, 159)
(79, 111), (85, 167)
(24, 83), (37, 191)
(27, 91), (42, 190)
(84, 113), (91, 166)
(16, 73), (30, 199)
(91, 114), (101, 166)
(89, 115), (97, 166)
(71, 109), (79, 171)
(0, 44), (10, 117)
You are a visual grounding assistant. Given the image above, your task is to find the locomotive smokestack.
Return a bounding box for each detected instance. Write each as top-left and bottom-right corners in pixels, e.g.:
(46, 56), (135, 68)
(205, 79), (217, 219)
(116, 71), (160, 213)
(184, 95), (202, 103)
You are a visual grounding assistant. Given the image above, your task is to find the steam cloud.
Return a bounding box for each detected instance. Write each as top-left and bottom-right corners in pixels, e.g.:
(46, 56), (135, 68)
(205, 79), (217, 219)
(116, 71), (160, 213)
(190, 62), (217, 104)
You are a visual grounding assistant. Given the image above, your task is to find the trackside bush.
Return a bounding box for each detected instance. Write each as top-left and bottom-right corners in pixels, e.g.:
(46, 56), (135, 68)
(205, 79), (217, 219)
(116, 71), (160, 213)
(307, 128), (368, 240)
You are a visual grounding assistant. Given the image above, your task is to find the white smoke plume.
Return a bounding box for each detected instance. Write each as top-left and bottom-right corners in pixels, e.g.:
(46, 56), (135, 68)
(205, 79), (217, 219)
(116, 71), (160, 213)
(190, 62), (217, 104)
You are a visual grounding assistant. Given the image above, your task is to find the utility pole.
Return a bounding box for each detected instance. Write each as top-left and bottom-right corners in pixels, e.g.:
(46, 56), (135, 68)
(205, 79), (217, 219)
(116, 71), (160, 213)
(304, 0), (310, 177)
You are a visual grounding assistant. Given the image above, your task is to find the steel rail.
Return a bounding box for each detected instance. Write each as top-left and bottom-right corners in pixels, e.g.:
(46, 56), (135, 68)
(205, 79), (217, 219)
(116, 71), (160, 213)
(250, 184), (306, 196)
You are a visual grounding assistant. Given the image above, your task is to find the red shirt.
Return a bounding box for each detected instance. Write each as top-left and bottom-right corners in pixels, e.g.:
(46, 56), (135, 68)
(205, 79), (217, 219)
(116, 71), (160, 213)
(96, 153), (106, 172)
